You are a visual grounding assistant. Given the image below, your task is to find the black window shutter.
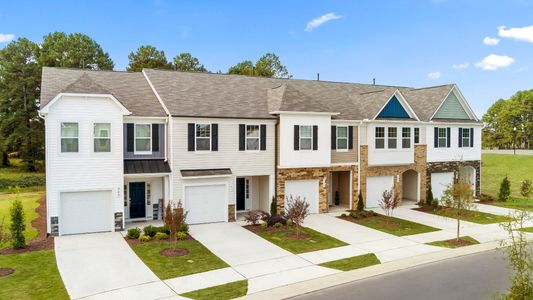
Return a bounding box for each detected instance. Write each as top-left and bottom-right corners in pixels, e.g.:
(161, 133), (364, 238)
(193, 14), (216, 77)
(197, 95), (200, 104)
(470, 128), (474, 147)
(434, 127), (438, 148)
(313, 125), (318, 150)
(458, 128), (463, 148)
(348, 126), (354, 150)
(260, 124), (266, 151)
(331, 126), (337, 150)
(152, 124), (159, 152)
(239, 124), (245, 151)
(294, 125), (299, 150)
(211, 124), (218, 151)
(126, 123), (134, 152)
(187, 123), (195, 151)
(446, 127), (451, 148)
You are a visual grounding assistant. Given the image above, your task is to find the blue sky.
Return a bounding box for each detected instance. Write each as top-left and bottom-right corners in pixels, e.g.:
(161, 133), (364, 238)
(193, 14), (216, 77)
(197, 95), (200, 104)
(1, 0), (532, 116)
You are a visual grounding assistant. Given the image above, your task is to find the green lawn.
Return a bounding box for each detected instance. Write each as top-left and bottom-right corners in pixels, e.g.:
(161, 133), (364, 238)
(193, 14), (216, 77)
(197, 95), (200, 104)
(519, 227), (533, 233)
(0, 160), (45, 192)
(427, 236), (480, 248)
(484, 197), (533, 212)
(342, 215), (440, 236)
(181, 280), (248, 300)
(481, 153), (533, 199)
(319, 253), (380, 271)
(418, 207), (512, 224)
(254, 226), (347, 254)
(0, 191), (42, 249)
(129, 239), (229, 279)
(0, 250), (68, 299)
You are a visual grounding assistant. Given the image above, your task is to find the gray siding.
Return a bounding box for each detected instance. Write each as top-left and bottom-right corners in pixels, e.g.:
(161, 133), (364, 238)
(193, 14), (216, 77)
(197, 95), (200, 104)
(433, 92), (470, 119)
(123, 123), (165, 159)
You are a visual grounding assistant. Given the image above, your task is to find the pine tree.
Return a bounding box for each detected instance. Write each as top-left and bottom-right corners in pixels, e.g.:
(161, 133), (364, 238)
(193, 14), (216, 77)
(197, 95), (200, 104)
(357, 192), (364, 211)
(10, 199), (26, 249)
(498, 176), (511, 202)
(426, 184), (434, 206)
(270, 196), (277, 216)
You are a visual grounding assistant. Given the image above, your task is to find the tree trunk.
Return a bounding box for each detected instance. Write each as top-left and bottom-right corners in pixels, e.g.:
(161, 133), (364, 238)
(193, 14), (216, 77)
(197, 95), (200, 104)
(457, 219), (460, 241)
(1, 151), (9, 167)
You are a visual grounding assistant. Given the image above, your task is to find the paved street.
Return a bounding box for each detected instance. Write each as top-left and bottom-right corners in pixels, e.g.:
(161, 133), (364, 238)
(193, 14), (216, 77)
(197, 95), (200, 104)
(293, 250), (511, 300)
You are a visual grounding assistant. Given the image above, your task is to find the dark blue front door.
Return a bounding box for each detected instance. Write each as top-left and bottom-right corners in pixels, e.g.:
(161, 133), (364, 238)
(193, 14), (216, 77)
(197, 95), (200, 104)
(129, 182), (146, 219)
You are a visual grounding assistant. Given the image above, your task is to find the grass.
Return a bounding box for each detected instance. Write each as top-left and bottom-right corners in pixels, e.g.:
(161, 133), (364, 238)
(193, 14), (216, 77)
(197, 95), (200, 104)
(419, 207), (512, 224)
(343, 214), (440, 236)
(427, 236), (480, 248)
(254, 226), (347, 254)
(484, 197), (533, 212)
(518, 227), (533, 233)
(0, 159), (45, 193)
(481, 153), (533, 199)
(0, 191), (42, 250)
(129, 239), (229, 279)
(319, 253), (380, 271)
(0, 250), (69, 299)
(180, 280), (248, 300)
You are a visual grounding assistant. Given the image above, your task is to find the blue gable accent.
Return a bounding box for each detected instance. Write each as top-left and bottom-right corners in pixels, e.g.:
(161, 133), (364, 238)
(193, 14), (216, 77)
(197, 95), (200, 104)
(377, 96), (410, 118)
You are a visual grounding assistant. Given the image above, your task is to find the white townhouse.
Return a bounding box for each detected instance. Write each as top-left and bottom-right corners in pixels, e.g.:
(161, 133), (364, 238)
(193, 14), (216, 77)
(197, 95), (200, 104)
(40, 67), (481, 235)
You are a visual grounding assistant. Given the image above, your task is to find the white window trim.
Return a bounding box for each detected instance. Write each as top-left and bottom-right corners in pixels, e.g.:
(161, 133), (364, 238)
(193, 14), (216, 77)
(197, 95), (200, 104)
(414, 127), (420, 144)
(336, 126), (349, 152)
(387, 127), (398, 149)
(60, 122), (79, 154)
(299, 125), (313, 151)
(245, 124), (261, 152)
(402, 127), (411, 149)
(375, 126), (385, 149)
(195, 123), (212, 152)
(93, 123), (111, 153)
(462, 129), (471, 148)
(134, 123), (152, 155)
(437, 127), (448, 148)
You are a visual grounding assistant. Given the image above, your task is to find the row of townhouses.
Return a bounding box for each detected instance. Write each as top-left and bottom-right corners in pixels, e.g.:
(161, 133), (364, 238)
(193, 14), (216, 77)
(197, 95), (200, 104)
(40, 67), (482, 235)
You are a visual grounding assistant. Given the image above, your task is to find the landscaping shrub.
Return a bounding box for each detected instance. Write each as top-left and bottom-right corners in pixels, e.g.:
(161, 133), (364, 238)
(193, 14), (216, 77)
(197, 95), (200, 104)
(286, 219), (293, 227)
(368, 210), (378, 216)
(243, 210), (261, 225)
(479, 193), (495, 202)
(164, 200), (188, 243)
(426, 184), (434, 206)
(260, 212), (287, 226)
(273, 222), (283, 228)
(155, 232), (169, 240)
(176, 231), (187, 240)
(431, 199), (439, 209)
(520, 179), (532, 198)
(357, 192), (364, 211)
(270, 196), (277, 216)
(0, 175), (45, 191)
(138, 235), (151, 242)
(498, 176), (511, 202)
(359, 211), (368, 218)
(156, 225), (170, 235)
(379, 188), (400, 217)
(349, 212), (358, 219)
(10, 199), (26, 248)
(341, 213), (347, 217)
(143, 225), (157, 237)
(180, 223), (189, 234)
(260, 222), (268, 228)
(126, 228), (141, 239)
(285, 195), (310, 238)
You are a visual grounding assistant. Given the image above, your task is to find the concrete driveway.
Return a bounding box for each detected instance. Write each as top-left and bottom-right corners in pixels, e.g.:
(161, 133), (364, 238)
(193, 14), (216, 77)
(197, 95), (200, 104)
(55, 232), (177, 299)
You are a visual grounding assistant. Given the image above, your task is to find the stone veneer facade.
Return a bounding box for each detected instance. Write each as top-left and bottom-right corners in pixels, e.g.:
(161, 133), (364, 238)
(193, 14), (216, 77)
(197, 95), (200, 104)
(228, 204), (236, 222)
(359, 144), (428, 206)
(427, 160), (481, 197)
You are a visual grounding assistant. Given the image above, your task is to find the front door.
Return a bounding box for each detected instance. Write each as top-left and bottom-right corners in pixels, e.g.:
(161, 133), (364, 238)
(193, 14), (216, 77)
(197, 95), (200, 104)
(236, 178), (245, 211)
(129, 182), (146, 219)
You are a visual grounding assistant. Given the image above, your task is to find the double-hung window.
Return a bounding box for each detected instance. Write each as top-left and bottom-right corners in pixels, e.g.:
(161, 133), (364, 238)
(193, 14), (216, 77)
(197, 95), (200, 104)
(388, 127), (397, 149)
(135, 124), (151, 153)
(336, 126), (348, 151)
(94, 123), (111, 152)
(299, 125), (313, 150)
(195, 124), (211, 151)
(375, 127), (385, 149)
(462, 128), (471, 147)
(402, 128), (411, 149)
(246, 125), (260, 151)
(61, 122), (79, 152)
(414, 128), (420, 144)
(438, 128), (447, 148)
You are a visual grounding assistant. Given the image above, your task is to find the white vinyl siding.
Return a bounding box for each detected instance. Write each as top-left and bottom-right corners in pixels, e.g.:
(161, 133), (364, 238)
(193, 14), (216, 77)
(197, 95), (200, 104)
(94, 123), (111, 152)
(61, 122), (79, 152)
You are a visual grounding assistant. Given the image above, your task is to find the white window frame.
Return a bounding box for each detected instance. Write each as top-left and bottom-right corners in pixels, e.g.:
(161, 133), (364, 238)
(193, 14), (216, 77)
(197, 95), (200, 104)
(93, 123), (111, 153)
(134, 123), (152, 154)
(402, 127), (411, 149)
(195, 123), (212, 152)
(462, 129), (471, 148)
(414, 127), (420, 144)
(245, 124), (260, 152)
(60, 122), (79, 153)
(336, 126), (349, 152)
(438, 127), (447, 148)
(388, 127), (397, 149)
(299, 125), (313, 151)
(375, 127), (385, 149)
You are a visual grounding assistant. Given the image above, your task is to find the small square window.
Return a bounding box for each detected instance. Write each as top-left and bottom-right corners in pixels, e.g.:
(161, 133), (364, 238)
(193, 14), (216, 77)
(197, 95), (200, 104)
(61, 122), (79, 152)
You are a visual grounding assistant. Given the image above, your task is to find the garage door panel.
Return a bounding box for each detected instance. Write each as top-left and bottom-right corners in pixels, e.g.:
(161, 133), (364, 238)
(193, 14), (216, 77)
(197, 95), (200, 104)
(185, 185), (226, 224)
(61, 191), (113, 235)
(284, 180), (319, 214)
(431, 172), (454, 200)
(366, 176), (394, 208)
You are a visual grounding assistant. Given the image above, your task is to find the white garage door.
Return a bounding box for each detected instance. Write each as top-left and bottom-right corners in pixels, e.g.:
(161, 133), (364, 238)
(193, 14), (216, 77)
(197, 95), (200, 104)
(366, 176), (394, 208)
(431, 172), (454, 200)
(185, 184), (227, 224)
(60, 191), (113, 235)
(284, 180), (319, 214)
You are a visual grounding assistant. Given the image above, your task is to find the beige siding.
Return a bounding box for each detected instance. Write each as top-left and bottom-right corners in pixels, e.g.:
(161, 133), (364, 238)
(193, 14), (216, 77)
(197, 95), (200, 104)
(331, 126), (358, 163)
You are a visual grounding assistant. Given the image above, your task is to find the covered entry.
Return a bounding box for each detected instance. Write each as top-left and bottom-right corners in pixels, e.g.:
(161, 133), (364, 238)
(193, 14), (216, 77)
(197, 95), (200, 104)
(459, 166), (476, 193)
(402, 170), (419, 202)
(328, 171), (351, 208)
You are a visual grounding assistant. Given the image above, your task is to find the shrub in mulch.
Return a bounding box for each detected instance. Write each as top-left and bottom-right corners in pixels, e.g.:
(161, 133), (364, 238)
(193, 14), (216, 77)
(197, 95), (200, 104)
(159, 248), (189, 257)
(125, 233), (193, 245)
(0, 268), (15, 277)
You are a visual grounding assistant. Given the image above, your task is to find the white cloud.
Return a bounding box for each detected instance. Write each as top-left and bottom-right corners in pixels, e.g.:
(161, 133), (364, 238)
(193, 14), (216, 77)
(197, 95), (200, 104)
(427, 71), (441, 79)
(483, 36), (500, 46)
(476, 54), (515, 70)
(305, 13), (342, 32)
(0, 33), (15, 43)
(452, 62), (470, 69)
(498, 25), (533, 43)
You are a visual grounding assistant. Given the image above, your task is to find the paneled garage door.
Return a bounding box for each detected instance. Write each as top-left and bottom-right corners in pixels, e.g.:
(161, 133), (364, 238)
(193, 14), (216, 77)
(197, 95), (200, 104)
(284, 180), (319, 214)
(431, 172), (454, 200)
(184, 184), (227, 224)
(60, 191), (113, 235)
(366, 176), (394, 208)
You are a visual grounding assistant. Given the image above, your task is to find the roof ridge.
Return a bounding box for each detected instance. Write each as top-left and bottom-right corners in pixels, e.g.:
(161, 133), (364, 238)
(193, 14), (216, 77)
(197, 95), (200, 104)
(61, 73), (111, 94)
(409, 83), (455, 91)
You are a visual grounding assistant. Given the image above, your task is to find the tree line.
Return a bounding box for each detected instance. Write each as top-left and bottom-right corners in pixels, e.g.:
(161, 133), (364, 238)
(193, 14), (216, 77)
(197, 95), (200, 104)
(0, 32), (289, 171)
(482, 89), (533, 149)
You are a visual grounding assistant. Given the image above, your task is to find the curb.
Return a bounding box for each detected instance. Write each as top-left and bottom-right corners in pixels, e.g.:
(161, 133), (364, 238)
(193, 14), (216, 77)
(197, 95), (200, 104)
(237, 240), (504, 299)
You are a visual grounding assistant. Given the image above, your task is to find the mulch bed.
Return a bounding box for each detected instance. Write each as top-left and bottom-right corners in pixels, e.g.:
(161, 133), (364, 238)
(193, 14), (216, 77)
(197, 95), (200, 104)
(0, 268), (15, 277)
(441, 238), (477, 247)
(338, 213), (401, 228)
(159, 248), (189, 257)
(125, 234), (194, 246)
(244, 224), (310, 240)
(1, 196), (54, 255)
